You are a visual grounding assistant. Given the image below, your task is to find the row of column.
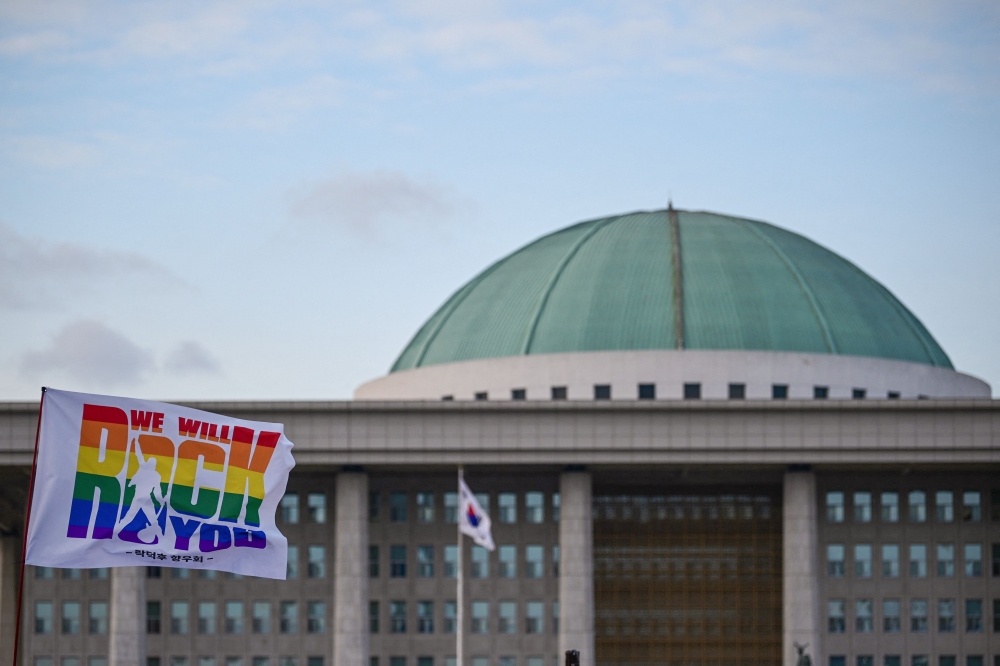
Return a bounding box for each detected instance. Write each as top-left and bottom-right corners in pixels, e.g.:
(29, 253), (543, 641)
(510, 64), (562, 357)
(0, 469), (819, 666)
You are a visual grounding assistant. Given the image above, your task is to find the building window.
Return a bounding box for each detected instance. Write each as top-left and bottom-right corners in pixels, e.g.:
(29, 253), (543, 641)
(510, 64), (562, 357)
(881, 492), (899, 522)
(444, 545), (457, 578)
(937, 544), (955, 577)
(198, 601), (216, 634)
(35, 567), (54, 579)
(35, 601), (53, 634)
(253, 659), (269, 666)
(88, 601), (107, 635)
(63, 568), (81, 579)
(171, 568), (188, 580)
(525, 492), (544, 523)
(910, 544), (927, 577)
(858, 658), (874, 666)
(963, 491), (981, 521)
(390, 493), (407, 522)
(553, 493), (560, 522)
(171, 601), (189, 634)
(828, 600), (845, 633)
(444, 492), (459, 523)
(474, 392), (488, 401)
(307, 493), (326, 523)
(226, 601), (244, 634)
(441, 395), (453, 401)
(390, 545), (406, 577)
(854, 492), (872, 522)
(146, 602), (161, 634)
(418, 545), (434, 578)
(417, 601), (434, 634)
(526, 601), (544, 634)
(252, 601), (270, 634)
(965, 543), (983, 576)
(199, 570), (216, 580)
(498, 601), (516, 634)
(966, 599), (983, 632)
(938, 599), (956, 632)
(287, 545), (299, 579)
(417, 492), (434, 523)
(511, 388), (526, 400)
(856, 599), (873, 632)
(993, 599), (1000, 632)
(390, 601), (406, 633)
(827, 544), (845, 577)
(909, 491), (927, 522)
(852, 388), (867, 399)
(993, 544), (1000, 576)
(965, 658), (983, 666)
(830, 658), (845, 666)
(472, 546), (489, 578)
(939, 659), (956, 666)
(498, 546), (516, 578)
(936, 491), (954, 522)
(855, 544), (872, 578)
(912, 657), (928, 666)
(551, 386), (567, 400)
(471, 601), (489, 634)
(911, 599), (928, 632)
(476, 492), (489, 513)
(882, 544), (900, 577)
(280, 601), (297, 634)
(826, 492), (845, 522)
(147, 567), (161, 578)
(992, 489), (1000, 521)
(683, 383), (701, 399)
(369, 492), (380, 522)
(444, 601), (456, 634)
(883, 599), (901, 633)
(885, 657), (902, 666)
(498, 493), (516, 523)
(594, 384), (611, 400)
(638, 383), (655, 399)
(772, 384), (788, 399)
(728, 383), (745, 399)
(553, 545), (560, 577)
(308, 545), (325, 578)
(526, 545), (544, 578)
(553, 601), (559, 633)
(369, 545), (379, 578)
(369, 601), (379, 633)
(814, 386), (829, 399)
(281, 494), (299, 524)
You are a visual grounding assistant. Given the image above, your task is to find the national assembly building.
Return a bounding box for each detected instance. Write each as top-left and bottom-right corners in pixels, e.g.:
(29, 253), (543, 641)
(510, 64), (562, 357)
(1, 207), (997, 666)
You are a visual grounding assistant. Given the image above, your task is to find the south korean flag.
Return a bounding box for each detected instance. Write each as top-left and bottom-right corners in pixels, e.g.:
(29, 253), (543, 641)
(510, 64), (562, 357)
(458, 477), (495, 551)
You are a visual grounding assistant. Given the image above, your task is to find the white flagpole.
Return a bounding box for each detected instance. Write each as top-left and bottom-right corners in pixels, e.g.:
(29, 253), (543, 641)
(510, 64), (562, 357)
(456, 465), (464, 666)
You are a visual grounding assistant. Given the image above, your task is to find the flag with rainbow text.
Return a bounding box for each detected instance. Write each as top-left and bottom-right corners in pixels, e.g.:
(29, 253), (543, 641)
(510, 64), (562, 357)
(25, 388), (295, 579)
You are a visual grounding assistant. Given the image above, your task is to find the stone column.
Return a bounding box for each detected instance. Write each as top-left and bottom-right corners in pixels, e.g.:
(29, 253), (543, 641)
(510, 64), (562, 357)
(333, 471), (369, 666)
(783, 469), (821, 666)
(110, 566), (146, 666)
(559, 470), (595, 666)
(0, 536), (20, 666)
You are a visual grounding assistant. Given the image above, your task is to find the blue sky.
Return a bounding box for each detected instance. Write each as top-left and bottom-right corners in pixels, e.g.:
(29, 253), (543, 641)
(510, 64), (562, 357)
(2, 0), (999, 400)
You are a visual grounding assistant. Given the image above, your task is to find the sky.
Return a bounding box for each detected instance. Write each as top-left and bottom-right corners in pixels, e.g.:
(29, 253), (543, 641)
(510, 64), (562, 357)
(1, 0), (999, 401)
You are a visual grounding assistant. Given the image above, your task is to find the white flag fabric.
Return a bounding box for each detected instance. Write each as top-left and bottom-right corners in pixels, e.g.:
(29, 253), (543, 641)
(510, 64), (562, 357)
(458, 477), (494, 550)
(25, 388), (296, 579)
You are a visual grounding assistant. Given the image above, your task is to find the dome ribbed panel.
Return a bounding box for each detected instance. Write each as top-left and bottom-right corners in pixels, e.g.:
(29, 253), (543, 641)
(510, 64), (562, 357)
(680, 212), (832, 353)
(408, 219), (604, 369)
(747, 220), (953, 368)
(529, 211), (676, 354)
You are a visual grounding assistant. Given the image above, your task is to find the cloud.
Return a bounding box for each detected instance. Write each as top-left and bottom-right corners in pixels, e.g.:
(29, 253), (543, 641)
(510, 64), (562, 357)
(163, 341), (221, 376)
(0, 222), (178, 310)
(287, 170), (460, 237)
(229, 75), (342, 130)
(7, 136), (98, 169)
(19, 319), (155, 388)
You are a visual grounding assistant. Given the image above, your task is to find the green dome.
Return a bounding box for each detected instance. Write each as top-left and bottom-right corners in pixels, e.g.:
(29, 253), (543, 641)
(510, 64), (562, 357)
(392, 209), (952, 372)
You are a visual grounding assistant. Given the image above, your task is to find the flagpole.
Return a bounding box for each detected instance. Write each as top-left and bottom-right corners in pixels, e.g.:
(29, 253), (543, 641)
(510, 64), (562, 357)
(12, 387), (46, 666)
(456, 465), (464, 666)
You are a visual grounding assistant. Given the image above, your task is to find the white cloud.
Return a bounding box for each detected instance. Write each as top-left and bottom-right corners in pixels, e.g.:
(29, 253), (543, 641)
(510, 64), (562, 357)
(19, 319), (155, 388)
(163, 341), (221, 376)
(0, 221), (178, 310)
(287, 170), (460, 237)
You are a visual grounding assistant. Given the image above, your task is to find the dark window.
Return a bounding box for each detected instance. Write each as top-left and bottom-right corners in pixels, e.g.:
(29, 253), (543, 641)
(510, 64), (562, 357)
(551, 386), (567, 400)
(594, 384), (611, 400)
(147, 602), (161, 634)
(369, 492), (380, 522)
(511, 389), (526, 400)
(390, 545), (406, 577)
(772, 384), (788, 399)
(888, 391), (901, 399)
(638, 383), (655, 399)
(992, 544), (1000, 576)
(474, 392), (487, 401)
(146, 567), (161, 579)
(830, 657), (846, 666)
(369, 601), (379, 633)
(853, 388), (867, 399)
(728, 383), (745, 399)
(683, 383), (701, 399)
(369, 545), (379, 578)
(814, 386), (829, 399)
(991, 490), (1000, 521)
(390, 493), (407, 522)
(441, 395), (453, 401)
(993, 599), (1000, 632)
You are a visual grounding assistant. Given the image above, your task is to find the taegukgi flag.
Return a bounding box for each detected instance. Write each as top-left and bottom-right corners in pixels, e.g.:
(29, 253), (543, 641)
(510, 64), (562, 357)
(25, 388), (296, 579)
(458, 477), (494, 551)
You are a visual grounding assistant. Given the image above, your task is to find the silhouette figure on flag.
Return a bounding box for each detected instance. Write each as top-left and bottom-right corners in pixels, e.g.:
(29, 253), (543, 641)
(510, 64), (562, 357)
(117, 439), (165, 542)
